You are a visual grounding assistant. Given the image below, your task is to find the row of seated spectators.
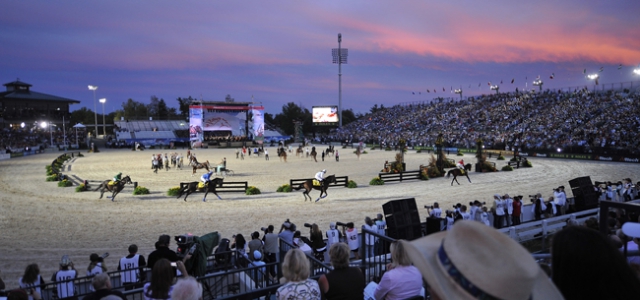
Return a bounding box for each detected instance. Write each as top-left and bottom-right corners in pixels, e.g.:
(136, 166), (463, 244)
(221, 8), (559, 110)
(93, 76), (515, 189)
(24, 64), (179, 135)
(0, 130), (86, 153)
(331, 89), (640, 155)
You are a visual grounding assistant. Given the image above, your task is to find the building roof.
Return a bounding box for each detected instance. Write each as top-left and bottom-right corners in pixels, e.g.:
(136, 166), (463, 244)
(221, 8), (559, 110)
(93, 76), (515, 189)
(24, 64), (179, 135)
(0, 80), (80, 104)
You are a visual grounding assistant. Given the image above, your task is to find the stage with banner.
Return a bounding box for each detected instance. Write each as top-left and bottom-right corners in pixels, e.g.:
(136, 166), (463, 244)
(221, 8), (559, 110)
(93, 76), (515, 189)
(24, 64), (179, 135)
(189, 103), (264, 143)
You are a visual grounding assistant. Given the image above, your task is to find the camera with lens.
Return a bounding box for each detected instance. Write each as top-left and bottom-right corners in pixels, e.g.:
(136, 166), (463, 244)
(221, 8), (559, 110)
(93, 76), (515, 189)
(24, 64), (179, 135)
(261, 227), (268, 232)
(304, 223), (312, 228)
(529, 195), (538, 202)
(175, 234), (197, 259)
(336, 222), (347, 227)
(424, 205), (434, 209)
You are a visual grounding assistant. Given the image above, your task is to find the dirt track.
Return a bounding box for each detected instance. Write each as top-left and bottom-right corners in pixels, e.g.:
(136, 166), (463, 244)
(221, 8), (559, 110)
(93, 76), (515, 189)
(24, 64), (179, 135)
(0, 146), (637, 286)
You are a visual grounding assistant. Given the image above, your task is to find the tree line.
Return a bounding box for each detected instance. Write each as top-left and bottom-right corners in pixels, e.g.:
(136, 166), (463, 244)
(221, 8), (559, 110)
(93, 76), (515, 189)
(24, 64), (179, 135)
(70, 95), (387, 136)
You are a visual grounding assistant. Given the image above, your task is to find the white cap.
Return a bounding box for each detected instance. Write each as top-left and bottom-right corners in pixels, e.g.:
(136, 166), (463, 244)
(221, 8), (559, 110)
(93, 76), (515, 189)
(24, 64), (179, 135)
(322, 169), (326, 173)
(622, 222), (640, 238)
(253, 250), (262, 260)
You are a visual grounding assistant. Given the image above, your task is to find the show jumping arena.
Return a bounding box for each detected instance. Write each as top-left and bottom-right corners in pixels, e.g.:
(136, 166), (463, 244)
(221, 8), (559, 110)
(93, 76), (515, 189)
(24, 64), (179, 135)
(0, 146), (638, 284)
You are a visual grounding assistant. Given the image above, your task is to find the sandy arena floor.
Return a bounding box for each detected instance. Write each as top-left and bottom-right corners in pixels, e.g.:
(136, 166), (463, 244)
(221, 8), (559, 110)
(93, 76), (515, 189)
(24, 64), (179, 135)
(0, 146), (638, 286)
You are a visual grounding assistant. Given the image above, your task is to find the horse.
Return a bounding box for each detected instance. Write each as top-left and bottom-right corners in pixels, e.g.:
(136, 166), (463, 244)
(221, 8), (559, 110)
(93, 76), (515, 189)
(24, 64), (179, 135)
(310, 148), (317, 162)
(325, 146), (334, 157)
(94, 175), (132, 201)
(176, 177), (224, 202)
(446, 163), (472, 185)
(278, 147), (287, 162)
(296, 146), (303, 158)
(192, 160), (211, 176)
(293, 175), (336, 202)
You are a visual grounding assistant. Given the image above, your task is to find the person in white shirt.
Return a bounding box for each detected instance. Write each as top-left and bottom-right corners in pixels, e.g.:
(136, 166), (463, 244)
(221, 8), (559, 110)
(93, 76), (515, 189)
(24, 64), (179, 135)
(428, 202), (442, 218)
(459, 205), (471, 221)
(553, 186), (567, 216)
(374, 214), (386, 255)
(493, 194), (505, 229)
(532, 194), (547, 220)
(504, 194), (514, 227)
(480, 207), (491, 227)
(362, 217), (376, 259)
(51, 255), (77, 300)
(326, 223), (342, 249)
(445, 211), (455, 231)
(315, 170), (327, 183)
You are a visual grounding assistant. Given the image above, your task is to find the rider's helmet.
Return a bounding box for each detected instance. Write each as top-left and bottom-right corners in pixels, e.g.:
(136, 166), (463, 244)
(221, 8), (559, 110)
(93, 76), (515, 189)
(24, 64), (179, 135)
(322, 169), (326, 173)
(117, 172), (122, 176)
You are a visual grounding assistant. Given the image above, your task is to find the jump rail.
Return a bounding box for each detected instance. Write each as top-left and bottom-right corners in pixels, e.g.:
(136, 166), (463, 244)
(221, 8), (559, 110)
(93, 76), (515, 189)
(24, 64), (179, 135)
(289, 176), (349, 188)
(218, 181), (248, 193)
(378, 170), (422, 183)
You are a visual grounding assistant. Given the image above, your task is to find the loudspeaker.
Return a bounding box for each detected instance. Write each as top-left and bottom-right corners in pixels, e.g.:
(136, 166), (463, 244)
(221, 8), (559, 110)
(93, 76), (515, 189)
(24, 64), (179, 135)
(383, 198), (422, 241)
(569, 176), (598, 211)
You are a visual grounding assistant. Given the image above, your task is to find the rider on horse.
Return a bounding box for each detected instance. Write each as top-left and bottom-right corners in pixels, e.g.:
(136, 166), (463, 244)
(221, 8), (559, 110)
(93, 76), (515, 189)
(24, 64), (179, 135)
(315, 169), (327, 185)
(456, 159), (465, 174)
(201, 170), (214, 187)
(111, 172), (122, 185)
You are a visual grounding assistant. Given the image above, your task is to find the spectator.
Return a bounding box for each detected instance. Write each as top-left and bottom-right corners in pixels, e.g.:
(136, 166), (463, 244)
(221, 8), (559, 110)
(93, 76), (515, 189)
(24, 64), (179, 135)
(171, 277), (202, 300)
(51, 255), (77, 300)
(147, 235), (179, 269)
(343, 222), (360, 260)
(249, 251), (267, 287)
(403, 220), (563, 300)
(362, 217), (376, 259)
(504, 194), (513, 226)
(118, 244), (146, 290)
(276, 249), (321, 300)
(143, 259), (187, 300)
(6, 289), (35, 300)
(86, 253), (107, 277)
(18, 264), (44, 300)
(247, 231), (264, 262)
(83, 273), (125, 300)
(373, 241), (422, 300)
(512, 195), (523, 225)
(552, 225), (640, 300)
(553, 186), (567, 215)
(532, 194), (546, 221)
(493, 194), (505, 229)
(309, 223), (326, 262)
(318, 243), (365, 299)
(292, 231), (312, 255)
(325, 223), (342, 250)
(262, 225), (279, 281)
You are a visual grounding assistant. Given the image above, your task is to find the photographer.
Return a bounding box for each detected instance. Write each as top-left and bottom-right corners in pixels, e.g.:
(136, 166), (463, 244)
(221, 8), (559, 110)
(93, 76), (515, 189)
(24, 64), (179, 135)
(118, 244), (146, 290)
(248, 231), (264, 262)
(504, 194), (514, 227)
(342, 222), (360, 260)
(426, 202), (442, 219)
(362, 217), (376, 259)
(512, 196), (523, 225)
(326, 223), (342, 249)
(51, 255), (77, 300)
(553, 186), (567, 216)
(307, 223), (326, 262)
(531, 193), (546, 220)
(86, 253), (108, 277)
(278, 220), (295, 252)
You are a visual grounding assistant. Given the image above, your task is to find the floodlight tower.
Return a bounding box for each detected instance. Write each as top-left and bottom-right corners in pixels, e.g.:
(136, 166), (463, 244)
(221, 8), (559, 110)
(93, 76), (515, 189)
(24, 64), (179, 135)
(332, 33), (348, 127)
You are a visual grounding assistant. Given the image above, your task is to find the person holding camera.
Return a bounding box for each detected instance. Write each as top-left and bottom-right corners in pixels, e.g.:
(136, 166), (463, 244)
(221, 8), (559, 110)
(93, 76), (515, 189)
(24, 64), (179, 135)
(362, 217), (376, 259)
(374, 214), (387, 255)
(504, 194), (514, 227)
(278, 221), (295, 252)
(308, 224), (326, 262)
(51, 255), (77, 300)
(118, 244), (146, 290)
(512, 196), (523, 225)
(553, 186), (567, 216)
(325, 223), (342, 250)
(148, 235), (190, 270)
(427, 202), (442, 219)
(18, 264), (44, 300)
(343, 222), (360, 260)
(143, 258), (188, 300)
(248, 231), (264, 262)
(87, 253), (108, 277)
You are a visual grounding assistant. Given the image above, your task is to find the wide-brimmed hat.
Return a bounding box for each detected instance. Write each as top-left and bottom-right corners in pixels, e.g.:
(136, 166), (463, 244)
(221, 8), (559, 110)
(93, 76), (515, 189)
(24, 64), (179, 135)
(402, 220), (563, 300)
(622, 222), (640, 238)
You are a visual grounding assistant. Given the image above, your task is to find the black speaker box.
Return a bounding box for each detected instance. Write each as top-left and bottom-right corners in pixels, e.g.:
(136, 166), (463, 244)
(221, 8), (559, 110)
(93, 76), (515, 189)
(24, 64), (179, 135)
(383, 198), (422, 241)
(569, 176), (598, 211)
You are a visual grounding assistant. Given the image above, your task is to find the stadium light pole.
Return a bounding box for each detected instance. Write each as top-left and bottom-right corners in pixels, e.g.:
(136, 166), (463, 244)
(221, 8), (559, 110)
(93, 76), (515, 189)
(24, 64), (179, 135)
(533, 79), (543, 91)
(99, 98), (106, 136)
(88, 85), (98, 138)
(332, 33), (348, 127)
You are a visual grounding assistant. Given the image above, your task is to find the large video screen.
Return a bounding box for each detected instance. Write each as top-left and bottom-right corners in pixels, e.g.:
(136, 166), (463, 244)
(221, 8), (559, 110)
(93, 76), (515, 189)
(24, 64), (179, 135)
(312, 106), (339, 126)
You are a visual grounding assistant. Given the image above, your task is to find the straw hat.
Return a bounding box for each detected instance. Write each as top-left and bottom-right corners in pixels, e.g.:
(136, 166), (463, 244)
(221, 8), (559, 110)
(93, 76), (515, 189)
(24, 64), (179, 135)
(401, 220), (563, 300)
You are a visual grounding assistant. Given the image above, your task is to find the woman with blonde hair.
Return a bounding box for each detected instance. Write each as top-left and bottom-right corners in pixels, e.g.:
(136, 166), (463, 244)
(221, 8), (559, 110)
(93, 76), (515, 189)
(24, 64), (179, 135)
(276, 249), (320, 300)
(373, 241), (422, 300)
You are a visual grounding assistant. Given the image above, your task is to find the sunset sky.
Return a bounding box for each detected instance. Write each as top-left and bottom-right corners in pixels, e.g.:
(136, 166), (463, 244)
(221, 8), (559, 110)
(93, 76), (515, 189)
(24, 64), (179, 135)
(1, 1), (639, 115)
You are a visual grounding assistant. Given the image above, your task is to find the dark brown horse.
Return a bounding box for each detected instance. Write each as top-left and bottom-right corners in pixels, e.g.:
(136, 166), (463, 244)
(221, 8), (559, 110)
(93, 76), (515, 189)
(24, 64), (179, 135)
(177, 177), (224, 202)
(310, 147), (317, 162)
(293, 175), (336, 202)
(94, 175), (132, 201)
(192, 160), (211, 176)
(447, 163), (472, 185)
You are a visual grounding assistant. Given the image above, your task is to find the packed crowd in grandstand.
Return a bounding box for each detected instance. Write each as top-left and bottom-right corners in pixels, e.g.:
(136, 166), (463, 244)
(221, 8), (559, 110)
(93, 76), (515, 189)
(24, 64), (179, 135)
(331, 89), (640, 155)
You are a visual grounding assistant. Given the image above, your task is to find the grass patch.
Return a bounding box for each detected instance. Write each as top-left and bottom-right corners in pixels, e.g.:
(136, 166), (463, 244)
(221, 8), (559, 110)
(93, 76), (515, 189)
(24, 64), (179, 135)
(501, 165), (514, 171)
(246, 186), (261, 195)
(167, 186), (181, 196)
(369, 177), (384, 185)
(277, 184), (293, 192)
(133, 186), (150, 195)
(75, 184), (88, 192)
(58, 179), (73, 187)
(347, 180), (357, 188)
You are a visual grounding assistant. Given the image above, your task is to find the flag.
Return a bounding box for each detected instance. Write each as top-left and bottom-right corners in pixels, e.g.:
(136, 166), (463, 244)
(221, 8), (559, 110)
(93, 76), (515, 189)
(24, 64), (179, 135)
(583, 69), (586, 74)
(511, 78), (515, 84)
(536, 75), (540, 80)
(550, 73), (555, 79)
(595, 78), (599, 85)
(500, 80), (503, 84)
(488, 82), (491, 86)
(443, 87), (445, 92)
(412, 92), (415, 95)
(419, 92), (421, 95)
(427, 89), (430, 93)
(478, 83), (481, 87)
(599, 67), (603, 72)
(618, 64), (622, 70)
